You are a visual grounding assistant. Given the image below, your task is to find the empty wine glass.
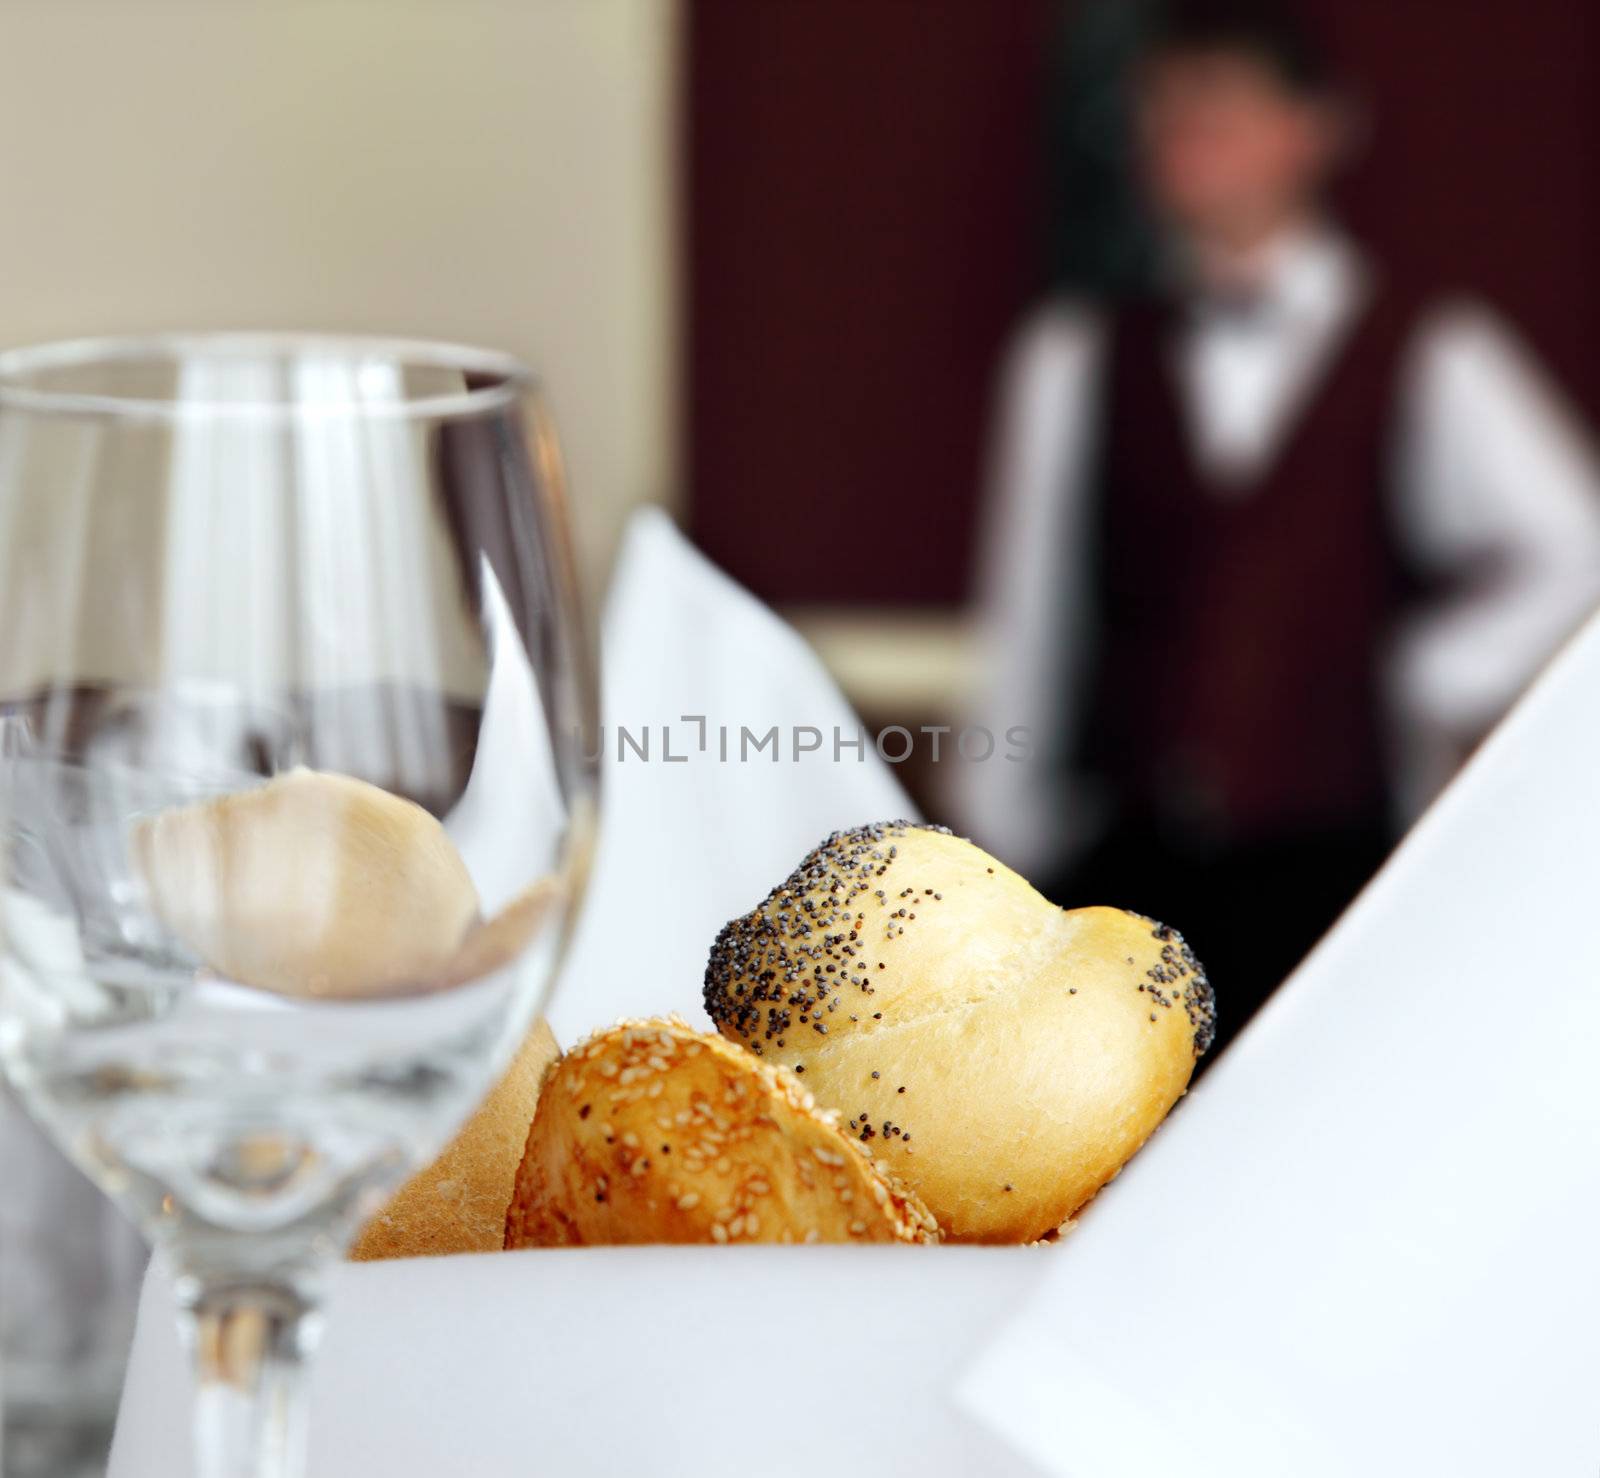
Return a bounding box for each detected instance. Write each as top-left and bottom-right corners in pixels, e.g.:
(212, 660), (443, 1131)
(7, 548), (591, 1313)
(0, 334), (598, 1478)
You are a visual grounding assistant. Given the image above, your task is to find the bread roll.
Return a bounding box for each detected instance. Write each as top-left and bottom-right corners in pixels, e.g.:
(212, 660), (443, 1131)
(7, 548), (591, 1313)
(132, 767), (481, 998)
(702, 822), (1214, 1243)
(351, 1017), (560, 1260)
(505, 1017), (939, 1247)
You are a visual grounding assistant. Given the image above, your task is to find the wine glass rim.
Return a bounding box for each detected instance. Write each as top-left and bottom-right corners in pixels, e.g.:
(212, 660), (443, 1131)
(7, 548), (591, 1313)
(0, 331), (536, 422)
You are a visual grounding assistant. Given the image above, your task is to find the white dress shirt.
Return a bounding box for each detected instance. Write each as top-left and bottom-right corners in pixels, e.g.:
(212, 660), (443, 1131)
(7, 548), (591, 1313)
(957, 228), (1600, 876)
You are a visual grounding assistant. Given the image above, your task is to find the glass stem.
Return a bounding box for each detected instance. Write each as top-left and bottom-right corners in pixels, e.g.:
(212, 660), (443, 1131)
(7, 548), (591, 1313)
(174, 1273), (324, 1478)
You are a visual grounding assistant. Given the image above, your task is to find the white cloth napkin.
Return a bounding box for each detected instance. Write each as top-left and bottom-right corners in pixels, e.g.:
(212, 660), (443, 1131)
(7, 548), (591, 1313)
(547, 506), (913, 1039)
(114, 1247), (1050, 1478)
(957, 609), (1600, 1476)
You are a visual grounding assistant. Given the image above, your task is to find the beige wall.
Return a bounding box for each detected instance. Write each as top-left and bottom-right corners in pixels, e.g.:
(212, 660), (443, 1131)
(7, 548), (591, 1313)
(0, 0), (678, 606)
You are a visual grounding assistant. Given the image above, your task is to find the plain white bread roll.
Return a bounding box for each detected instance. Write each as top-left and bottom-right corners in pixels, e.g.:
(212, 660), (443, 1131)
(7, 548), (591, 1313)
(132, 767), (481, 998)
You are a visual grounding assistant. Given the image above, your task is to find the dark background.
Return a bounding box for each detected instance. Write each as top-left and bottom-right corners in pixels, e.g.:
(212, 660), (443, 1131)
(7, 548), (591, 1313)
(686, 0), (1600, 607)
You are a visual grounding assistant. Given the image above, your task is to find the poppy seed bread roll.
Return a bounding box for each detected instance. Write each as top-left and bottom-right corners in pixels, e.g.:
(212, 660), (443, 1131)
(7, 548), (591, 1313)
(702, 822), (1214, 1243)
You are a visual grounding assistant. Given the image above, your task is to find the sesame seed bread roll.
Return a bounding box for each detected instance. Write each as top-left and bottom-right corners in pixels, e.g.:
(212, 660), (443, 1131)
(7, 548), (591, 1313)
(504, 1017), (939, 1248)
(351, 1017), (560, 1260)
(702, 822), (1215, 1244)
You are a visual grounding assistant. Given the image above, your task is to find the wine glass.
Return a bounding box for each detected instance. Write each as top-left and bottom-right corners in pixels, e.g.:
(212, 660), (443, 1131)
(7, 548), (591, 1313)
(0, 334), (598, 1478)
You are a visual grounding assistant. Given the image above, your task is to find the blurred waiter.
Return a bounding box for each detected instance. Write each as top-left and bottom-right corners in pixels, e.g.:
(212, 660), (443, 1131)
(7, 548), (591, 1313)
(959, 0), (1600, 1058)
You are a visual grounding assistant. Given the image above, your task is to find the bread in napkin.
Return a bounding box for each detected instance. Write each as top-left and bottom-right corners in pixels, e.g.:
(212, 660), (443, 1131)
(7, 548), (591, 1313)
(131, 767), (481, 998)
(702, 822), (1214, 1243)
(352, 1017), (561, 1260)
(505, 1017), (939, 1247)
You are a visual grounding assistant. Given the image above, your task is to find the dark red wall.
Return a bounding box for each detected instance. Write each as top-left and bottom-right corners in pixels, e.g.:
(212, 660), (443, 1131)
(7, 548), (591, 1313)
(1321, 1), (1600, 416)
(685, 0), (1054, 606)
(687, 0), (1600, 607)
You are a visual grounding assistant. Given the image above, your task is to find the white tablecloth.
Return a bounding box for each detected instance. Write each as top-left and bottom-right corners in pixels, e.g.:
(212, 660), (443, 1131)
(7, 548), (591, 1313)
(110, 513), (1600, 1476)
(115, 1248), (1051, 1478)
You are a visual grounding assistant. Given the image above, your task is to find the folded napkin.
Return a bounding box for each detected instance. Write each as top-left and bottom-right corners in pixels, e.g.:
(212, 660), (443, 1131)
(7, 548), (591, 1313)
(957, 610), (1600, 1476)
(548, 506), (913, 1038)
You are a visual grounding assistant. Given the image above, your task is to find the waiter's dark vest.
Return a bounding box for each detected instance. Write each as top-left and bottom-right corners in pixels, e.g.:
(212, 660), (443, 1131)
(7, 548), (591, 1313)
(1081, 278), (1429, 845)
